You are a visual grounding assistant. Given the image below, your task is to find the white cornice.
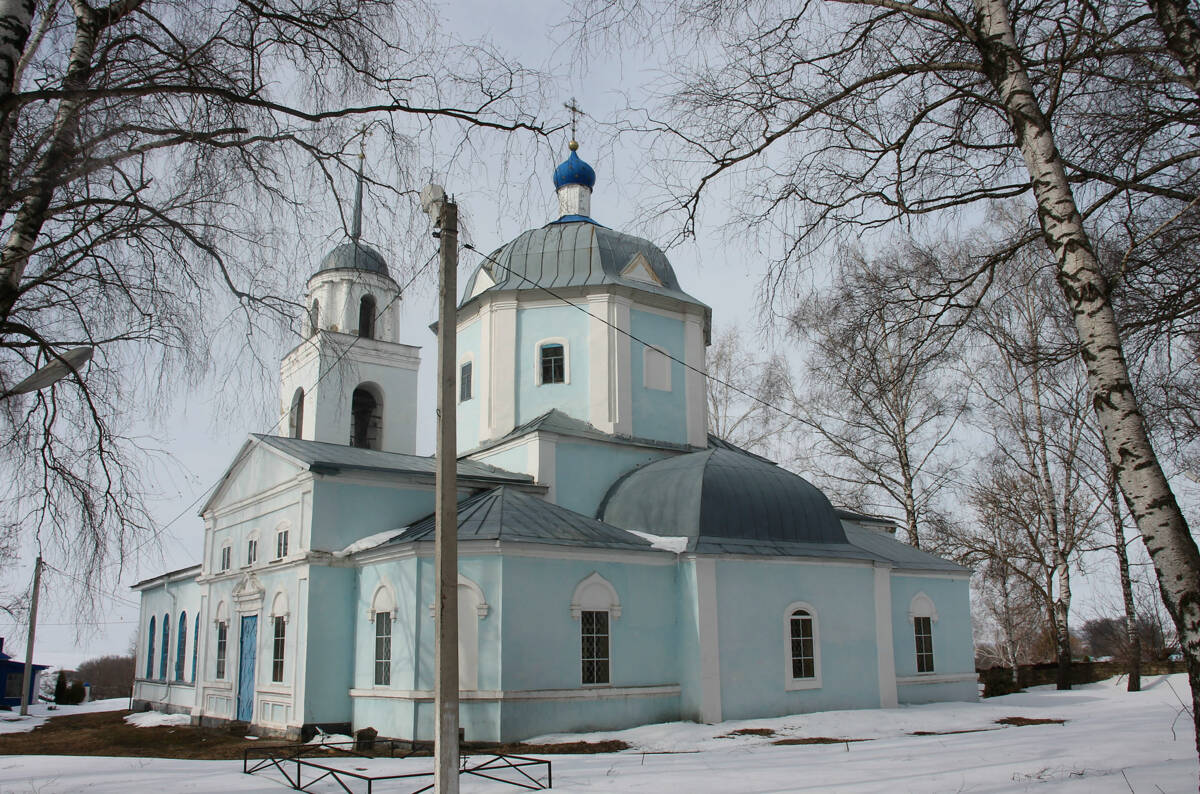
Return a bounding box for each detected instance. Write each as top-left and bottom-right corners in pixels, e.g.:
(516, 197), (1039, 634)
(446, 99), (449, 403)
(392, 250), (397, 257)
(348, 684), (680, 702)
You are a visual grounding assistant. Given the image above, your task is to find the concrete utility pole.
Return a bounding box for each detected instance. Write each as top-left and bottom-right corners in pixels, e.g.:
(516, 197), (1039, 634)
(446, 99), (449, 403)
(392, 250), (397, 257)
(422, 184), (459, 793)
(19, 555), (43, 716)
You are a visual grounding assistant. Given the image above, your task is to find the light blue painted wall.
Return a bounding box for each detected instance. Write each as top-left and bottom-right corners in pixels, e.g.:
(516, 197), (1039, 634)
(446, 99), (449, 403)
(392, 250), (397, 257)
(472, 443), (532, 480)
(629, 309), (687, 445)
(897, 679), (978, 704)
(303, 565), (356, 723)
(890, 575), (975, 680)
(514, 306), (590, 424)
(310, 482), (435, 551)
(499, 555), (677, 692)
(135, 576), (203, 711)
(553, 441), (674, 516)
(714, 559), (882, 720)
(499, 694), (680, 742)
(456, 319), (482, 453)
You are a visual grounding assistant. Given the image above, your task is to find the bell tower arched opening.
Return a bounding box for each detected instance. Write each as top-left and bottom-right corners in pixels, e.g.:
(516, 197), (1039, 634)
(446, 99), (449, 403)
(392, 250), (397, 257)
(358, 294), (376, 339)
(350, 383), (383, 449)
(289, 388), (305, 439)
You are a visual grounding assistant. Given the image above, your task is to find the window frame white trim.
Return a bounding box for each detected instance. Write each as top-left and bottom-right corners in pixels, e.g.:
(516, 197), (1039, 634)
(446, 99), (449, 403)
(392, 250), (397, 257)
(642, 344), (672, 392)
(369, 583), (397, 621)
(534, 337), (571, 386)
(218, 542), (232, 572)
(783, 601), (822, 691)
(274, 522), (291, 560)
(909, 592), (937, 674)
(245, 530), (260, 567)
(570, 572), (621, 621)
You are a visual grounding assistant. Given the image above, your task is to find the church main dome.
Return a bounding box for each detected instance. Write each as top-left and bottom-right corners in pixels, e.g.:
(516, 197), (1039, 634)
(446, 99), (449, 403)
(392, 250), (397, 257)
(460, 221), (707, 310)
(599, 447), (849, 549)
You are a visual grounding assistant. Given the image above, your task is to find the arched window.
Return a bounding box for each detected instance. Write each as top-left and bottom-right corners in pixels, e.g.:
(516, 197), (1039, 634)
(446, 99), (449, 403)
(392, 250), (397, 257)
(160, 613), (170, 680)
(538, 341), (567, 385)
(358, 294), (376, 339)
(784, 602), (821, 689)
(309, 300), (320, 336)
(214, 601), (229, 680)
(571, 572), (620, 686)
(350, 383), (382, 449)
(910, 593), (938, 673)
(270, 591), (288, 684)
(289, 388), (305, 439)
(176, 611), (187, 681)
(146, 617), (156, 679)
(370, 585), (395, 688)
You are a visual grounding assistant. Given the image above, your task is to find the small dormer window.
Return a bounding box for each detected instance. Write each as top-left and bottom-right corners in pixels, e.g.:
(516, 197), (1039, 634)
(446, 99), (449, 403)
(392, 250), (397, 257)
(540, 343), (565, 384)
(359, 294), (376, 339)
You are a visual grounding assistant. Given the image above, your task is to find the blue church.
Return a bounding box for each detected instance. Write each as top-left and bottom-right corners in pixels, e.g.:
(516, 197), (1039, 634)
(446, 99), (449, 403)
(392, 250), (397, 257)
(131, 144), (976, 741)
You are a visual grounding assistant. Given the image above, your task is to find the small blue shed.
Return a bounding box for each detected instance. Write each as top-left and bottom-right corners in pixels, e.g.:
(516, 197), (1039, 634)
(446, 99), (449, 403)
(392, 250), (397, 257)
(0, 638), (49, 709)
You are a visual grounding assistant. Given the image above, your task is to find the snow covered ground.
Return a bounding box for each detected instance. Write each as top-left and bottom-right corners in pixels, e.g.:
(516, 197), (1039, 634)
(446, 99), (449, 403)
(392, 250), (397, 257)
(0, 697), (127, 735)
(0, 676), (1196, 792)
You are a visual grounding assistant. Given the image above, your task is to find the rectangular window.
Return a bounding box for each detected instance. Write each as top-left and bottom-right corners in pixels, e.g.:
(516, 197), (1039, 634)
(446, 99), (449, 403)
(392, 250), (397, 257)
(914, 616), (935, 673)
(790, 611), (815, 679)
(247, 539), (257, 565)
(540, 343), (565, 384)
(276, 530), (289, 559)
(220, 545), (231, 571)
(374, 613), (392, 686)
(215, 622), (228, 679)
(459, 361), (473, 402)
(272, 617), (286, 683)
(581, 610), (610, 685)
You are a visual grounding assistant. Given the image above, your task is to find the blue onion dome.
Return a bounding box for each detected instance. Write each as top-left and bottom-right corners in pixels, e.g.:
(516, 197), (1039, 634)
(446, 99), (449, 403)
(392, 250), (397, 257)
(553, 142), (596, 190)
(318, 241), (390, 278)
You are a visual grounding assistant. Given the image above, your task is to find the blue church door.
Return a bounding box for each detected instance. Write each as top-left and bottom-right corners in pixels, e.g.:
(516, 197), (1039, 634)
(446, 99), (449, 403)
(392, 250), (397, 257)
(237, 615), (257, 722)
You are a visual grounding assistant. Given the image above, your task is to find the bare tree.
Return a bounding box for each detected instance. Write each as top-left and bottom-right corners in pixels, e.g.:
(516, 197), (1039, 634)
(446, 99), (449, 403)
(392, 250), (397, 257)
(0, 0), (548, 599)
(789, 240), (967, 548)
(574, 0), (1200, 758)
(705, 324), (792, 461)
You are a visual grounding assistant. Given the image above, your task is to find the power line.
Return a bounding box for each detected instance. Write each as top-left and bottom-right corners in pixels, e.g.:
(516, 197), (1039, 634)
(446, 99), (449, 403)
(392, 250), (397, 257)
(461, 242), (809, 428)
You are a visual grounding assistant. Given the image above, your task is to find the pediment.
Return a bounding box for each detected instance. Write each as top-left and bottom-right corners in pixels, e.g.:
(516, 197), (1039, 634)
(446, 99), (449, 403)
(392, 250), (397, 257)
(201, 437), (307, 516)
(620, 253), (663, 286)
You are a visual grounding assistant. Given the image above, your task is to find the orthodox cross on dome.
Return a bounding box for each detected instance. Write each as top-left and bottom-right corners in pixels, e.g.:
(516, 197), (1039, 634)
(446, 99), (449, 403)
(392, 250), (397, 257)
(350, 125), (371, 241)
(564, 97), (583, 150)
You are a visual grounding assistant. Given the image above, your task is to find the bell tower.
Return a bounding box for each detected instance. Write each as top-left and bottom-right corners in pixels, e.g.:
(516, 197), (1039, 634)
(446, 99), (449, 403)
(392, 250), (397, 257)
(279, 153), (420, 453)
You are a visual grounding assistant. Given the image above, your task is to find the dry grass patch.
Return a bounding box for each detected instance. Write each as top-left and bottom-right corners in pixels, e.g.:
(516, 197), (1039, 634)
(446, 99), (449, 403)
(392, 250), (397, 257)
(772, 737), (869, 746)
(718, 728), (777, 738)
(995, 717), (1065, 727)
(0, 710), (257, 759)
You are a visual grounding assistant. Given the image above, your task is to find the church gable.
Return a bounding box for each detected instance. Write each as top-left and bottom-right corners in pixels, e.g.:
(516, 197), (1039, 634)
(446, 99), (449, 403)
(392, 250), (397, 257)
(202, 439), (307, 516)
(620, 252), (663, 286)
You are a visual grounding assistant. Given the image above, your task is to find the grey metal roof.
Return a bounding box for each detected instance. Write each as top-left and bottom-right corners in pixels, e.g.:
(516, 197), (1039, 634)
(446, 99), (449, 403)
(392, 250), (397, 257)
(460, 221), (708, 311)
(599, 447), (849, 546)
(389, 486), (655, 551)
(464, 409), (697, 457)
(253, 434), (533, 484)
(317, 240), (390, 278)
(842, 525), (969, 573)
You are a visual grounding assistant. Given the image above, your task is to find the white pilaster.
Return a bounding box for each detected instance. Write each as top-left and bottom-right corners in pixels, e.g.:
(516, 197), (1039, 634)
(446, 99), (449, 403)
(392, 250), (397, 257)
(613, 296), (633, 437)
(587, 294), (614, 433)
(874, 564), (898, 708)
(695, 557), (723, 724)
(477, 302), (493, 439)
(488, 299), (518, 439)
(684, 315), (707, 447)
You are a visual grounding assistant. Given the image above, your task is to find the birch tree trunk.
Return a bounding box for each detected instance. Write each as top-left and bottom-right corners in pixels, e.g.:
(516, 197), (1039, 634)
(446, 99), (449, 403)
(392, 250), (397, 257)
(0, 1), (35, 102)
(1108, 466), (1142, 691)
(974, 0), (1200, 753)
